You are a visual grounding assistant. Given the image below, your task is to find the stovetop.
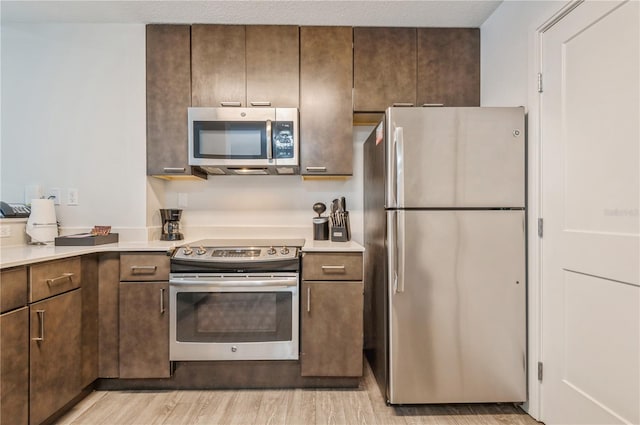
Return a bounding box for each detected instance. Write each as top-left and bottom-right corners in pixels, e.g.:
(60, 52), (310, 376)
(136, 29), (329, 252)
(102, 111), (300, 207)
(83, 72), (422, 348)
(171, 239), (304, 263)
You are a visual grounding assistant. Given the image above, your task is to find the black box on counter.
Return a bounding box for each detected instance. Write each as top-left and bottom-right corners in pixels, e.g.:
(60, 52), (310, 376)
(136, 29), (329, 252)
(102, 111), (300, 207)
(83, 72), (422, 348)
(54, 233), (119, 246)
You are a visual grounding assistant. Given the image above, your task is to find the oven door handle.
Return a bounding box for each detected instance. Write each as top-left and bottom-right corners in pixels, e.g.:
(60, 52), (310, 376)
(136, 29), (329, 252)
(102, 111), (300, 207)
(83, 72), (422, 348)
(169, 278), (297, 288)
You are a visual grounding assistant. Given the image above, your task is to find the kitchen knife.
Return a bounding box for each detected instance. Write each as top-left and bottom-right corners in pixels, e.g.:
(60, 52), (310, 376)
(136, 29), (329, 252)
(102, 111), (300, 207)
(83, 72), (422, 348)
(340, 196), (346, 212)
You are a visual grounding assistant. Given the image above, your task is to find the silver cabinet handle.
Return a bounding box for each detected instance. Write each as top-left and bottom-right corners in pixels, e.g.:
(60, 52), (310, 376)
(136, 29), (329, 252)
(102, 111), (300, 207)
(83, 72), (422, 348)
(160, 288), (165, 314)
(33, 310), (45, 341)
(47, 272), (74, 286)
(392, 102), (414, 107)
(266, 119), (273, 160)
(163, 167), (186, 173)
(131, 265), (157, 274)
(422, 103), (444, 107)
(220, 101), (241, 107)
(307, 287), (311, 313)
(306, 167), (327, 173)
(321, 265), (346, 271)
(250, 101), (271, 106)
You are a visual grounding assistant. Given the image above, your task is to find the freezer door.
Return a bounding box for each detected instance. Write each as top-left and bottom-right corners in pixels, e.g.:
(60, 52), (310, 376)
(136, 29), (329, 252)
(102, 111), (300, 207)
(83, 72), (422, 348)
(387, 210), (527, 404)
(385, 107), (525, 208)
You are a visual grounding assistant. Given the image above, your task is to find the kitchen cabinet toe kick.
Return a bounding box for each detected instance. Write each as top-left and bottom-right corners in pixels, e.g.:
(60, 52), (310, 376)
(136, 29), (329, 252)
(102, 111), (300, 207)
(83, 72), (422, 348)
(96, 360), (361, 390)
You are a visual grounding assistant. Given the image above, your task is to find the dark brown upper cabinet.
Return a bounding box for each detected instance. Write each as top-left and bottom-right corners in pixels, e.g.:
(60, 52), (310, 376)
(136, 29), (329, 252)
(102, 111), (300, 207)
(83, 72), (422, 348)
(354, 27), (480, 113)
(353, 27), (417, 112)
(191, 25), (246, 107)
(300, 26), (353, 176)
(417, 28), (480, 107)
(191, 25), (299, 108)
(146, 25), (204, 179)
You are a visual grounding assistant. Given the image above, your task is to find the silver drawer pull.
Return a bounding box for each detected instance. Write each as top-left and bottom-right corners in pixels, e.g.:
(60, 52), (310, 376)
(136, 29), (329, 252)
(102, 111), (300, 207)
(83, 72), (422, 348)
(220, 101), (242, 107)
(392, 102), (414, 107)
(163, 167), (186, 173)
(249, 101), (271, 107)
(422, 103), (444, 107)
(131, 265), (158, 274)
(321, 265), (346, 271)
(33, 310), (45, 341)
(306, 167), (327, 172)
(307, 287), (311, 313)
(46, 273), (74, 286)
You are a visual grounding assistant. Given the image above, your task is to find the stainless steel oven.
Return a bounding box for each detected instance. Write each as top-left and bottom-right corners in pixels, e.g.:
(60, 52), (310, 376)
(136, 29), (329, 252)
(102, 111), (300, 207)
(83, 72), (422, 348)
(169, 241), (301, 361)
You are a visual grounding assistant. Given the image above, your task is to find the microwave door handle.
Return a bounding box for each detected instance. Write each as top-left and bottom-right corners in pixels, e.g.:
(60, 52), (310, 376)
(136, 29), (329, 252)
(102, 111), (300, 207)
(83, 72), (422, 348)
(266, 119), (273, 160)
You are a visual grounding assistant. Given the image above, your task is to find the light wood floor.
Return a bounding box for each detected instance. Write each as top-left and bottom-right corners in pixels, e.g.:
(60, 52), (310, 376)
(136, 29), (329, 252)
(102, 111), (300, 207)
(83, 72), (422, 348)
(55, 362), (540, 425)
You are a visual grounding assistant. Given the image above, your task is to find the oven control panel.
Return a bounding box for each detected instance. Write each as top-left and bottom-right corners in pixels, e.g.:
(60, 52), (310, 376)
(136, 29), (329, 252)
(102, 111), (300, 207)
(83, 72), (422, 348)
(172, 246), (298, 262)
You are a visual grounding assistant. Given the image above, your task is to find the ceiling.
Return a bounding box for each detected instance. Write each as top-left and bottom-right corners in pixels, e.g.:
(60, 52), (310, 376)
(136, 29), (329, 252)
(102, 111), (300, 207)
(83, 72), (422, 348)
(1, 1), (502, 27)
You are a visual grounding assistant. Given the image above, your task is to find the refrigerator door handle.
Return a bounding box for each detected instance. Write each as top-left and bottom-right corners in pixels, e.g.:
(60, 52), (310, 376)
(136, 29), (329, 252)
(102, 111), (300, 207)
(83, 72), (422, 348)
(395, 127), (405, 207)
(397, 210), (405, 293)
(388, 211), (398, 294)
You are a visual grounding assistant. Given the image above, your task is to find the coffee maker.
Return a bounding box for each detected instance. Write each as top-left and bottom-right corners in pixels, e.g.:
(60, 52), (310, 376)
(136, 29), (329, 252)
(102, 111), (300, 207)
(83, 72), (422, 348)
(160, 209), (184, 241)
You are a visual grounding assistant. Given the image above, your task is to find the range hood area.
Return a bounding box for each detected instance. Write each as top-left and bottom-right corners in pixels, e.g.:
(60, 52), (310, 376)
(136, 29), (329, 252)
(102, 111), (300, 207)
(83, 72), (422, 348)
(198, 165), (299, 176)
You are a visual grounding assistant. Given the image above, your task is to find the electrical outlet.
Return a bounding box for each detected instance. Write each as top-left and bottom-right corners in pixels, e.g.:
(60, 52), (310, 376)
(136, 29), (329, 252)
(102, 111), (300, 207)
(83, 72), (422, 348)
(48, 188), (61, 205)
(178, 192), (188, 208)
(67, 188), (79, 206)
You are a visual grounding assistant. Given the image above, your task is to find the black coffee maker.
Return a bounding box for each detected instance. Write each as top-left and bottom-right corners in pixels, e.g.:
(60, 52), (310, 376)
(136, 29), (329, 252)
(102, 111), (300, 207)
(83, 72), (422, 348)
(160, 209), (184, 241)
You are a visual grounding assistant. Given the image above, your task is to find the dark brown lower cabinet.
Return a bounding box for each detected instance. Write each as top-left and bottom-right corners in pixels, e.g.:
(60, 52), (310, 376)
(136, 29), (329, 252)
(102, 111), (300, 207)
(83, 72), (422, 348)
(30, 289), (82, 425)
(119, 281), (170, 378)
(1, 307), (29, 425)
(301, 281), (364, 377)
(81, 255), (99, 388)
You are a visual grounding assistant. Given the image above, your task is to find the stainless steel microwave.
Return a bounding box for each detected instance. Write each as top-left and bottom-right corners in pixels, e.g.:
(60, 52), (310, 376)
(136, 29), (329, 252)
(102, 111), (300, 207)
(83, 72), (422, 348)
(188, 107), (299, 175)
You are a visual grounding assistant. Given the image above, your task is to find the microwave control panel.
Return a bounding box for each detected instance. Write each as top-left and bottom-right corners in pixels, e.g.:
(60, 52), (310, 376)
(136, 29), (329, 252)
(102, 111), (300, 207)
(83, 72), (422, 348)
(273, 121), (295, 159)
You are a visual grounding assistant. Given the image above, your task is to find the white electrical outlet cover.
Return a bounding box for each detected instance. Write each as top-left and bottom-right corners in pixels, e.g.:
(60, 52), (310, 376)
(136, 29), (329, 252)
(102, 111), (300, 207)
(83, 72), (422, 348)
(68, 188), (79, 206)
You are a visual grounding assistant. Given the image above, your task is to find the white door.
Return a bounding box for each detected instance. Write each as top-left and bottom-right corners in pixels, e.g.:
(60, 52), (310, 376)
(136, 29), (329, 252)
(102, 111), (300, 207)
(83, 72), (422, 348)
(540, 1), (640, 424)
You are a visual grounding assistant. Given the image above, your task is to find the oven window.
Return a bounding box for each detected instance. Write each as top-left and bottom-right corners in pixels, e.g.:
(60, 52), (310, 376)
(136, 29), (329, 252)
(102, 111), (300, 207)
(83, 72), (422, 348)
(175, 292), (292, 342)
(193, 121), (267, 159)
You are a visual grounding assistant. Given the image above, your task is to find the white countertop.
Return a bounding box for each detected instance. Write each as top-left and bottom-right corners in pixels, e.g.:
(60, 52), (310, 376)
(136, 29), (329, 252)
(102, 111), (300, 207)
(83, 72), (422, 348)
(301, 239), (365, 253)
(0, 238), (364, 269)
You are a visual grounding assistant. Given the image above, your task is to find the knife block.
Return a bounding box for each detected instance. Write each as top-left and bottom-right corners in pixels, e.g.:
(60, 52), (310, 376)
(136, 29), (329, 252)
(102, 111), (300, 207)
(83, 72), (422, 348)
(330, 212), (350, 242)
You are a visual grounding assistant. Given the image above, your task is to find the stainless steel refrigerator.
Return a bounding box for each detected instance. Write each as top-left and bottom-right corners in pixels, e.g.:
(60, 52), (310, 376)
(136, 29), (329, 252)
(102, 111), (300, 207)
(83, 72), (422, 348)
(363, 107), (527, 404)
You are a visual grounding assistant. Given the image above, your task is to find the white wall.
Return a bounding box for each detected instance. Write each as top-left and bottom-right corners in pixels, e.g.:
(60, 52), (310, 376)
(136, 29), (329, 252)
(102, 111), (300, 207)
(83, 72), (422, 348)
(1, 23), (148, 238)
(1, 22), (370, 243)
(481, 1), (564, 107)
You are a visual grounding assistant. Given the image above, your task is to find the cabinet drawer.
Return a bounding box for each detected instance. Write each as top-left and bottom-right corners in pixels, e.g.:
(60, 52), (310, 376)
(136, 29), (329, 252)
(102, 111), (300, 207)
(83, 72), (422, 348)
(1, 266), (28, 313)
(302, 252), (363, 281)
(120, 253), (169, 281)
(30, 257), (81, 303)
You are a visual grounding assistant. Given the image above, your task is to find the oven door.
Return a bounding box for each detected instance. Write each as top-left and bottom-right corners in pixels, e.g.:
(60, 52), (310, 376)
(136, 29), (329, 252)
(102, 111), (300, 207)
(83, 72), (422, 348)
(169, 273), (299, 361)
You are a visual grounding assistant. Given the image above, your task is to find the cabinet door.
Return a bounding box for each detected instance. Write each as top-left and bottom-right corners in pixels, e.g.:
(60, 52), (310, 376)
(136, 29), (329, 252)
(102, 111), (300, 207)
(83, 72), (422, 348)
(417, 28), (480, 107)
(192, 25), (246, 107)
(30, 290), (82, 425)
(98, 253), (120, 378)
(146, 25), (196, 177)
(1, 307), (29, 425)
(81, 255), (99, 388)
(119, 281), (170, 378)
(353, 27), (417, 112)
(301, 281), (364, 377)
(300, 26), (353, 176)
(246, 26), (299, 108)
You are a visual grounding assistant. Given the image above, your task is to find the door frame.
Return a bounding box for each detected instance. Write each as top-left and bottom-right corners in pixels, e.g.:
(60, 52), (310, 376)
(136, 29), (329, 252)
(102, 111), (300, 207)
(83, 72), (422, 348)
(527, 0), (585, 420)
